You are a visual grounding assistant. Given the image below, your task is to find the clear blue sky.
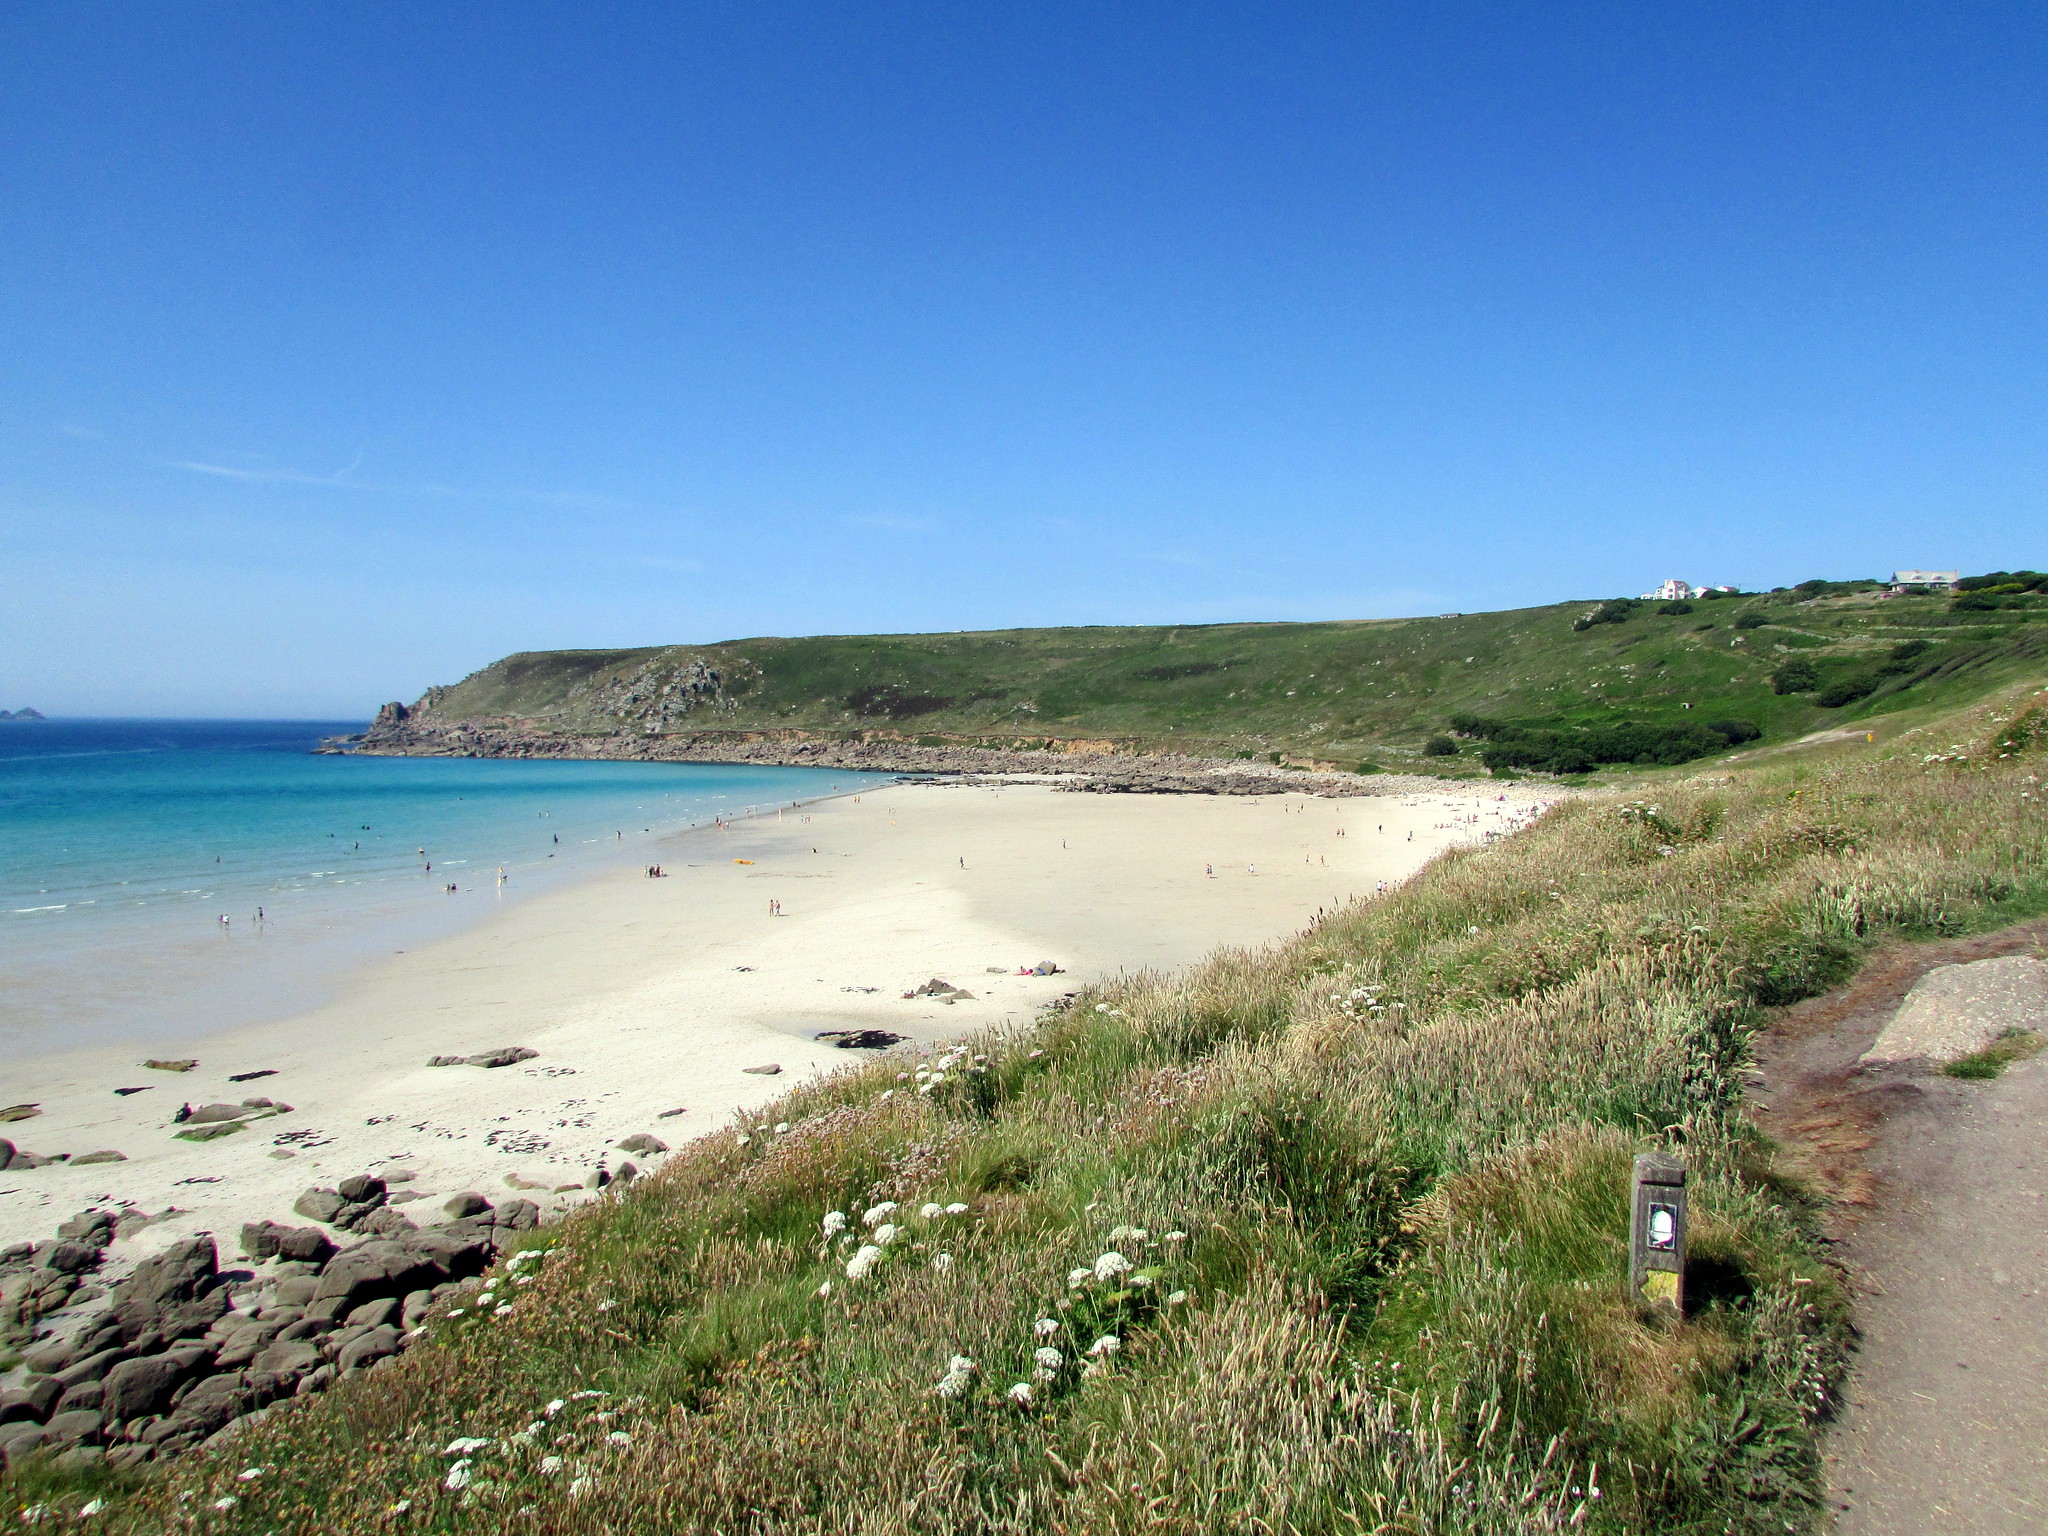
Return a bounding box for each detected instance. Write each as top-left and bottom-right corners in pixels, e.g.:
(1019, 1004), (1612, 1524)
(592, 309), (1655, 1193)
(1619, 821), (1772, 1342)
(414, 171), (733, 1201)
(5, 3), (2044, 716)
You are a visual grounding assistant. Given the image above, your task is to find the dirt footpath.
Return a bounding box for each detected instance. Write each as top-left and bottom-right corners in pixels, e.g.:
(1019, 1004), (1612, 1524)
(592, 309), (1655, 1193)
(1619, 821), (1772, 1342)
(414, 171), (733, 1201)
(1750, 922), (2048, 1533)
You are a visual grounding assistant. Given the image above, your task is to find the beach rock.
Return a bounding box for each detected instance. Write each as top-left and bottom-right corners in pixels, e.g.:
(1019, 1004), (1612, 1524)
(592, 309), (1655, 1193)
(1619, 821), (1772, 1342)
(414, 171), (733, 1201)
(184, 1102), (251, 1125)
(0, 1378), (61, 1424)
(817, 1029), (905, 1049)
(53, 1380), (104, 1416)
(0, 1423), (49, 1467)
(584, 1166), (611, 1190)
(70, 1149), (127, 1165)
(293, 1188), (346, 1224)
(613, 1161), (638, 1185)
(427, 1055), (467, 1067)
(295, 1364), (335, 1397)
(271, 1276), (321, 1308)
(0, 1104), (42, 1123)
(355, 1206), (417, 1237)
(277, 1227), (335, 1264)
(253, 1339), (321, 1376)
(657, 1106), (689, 1118)
(5, 1149), (47, 1169)
(336, 1324), (402, 1372)
(22, 1338), (77, 1375)
(142, 1059), (197, 1072)
(345, 1296), (399, 1328)
(56, 1212), (115, 1246)
(43, 1409), (102, 1448)
(442, 1192), (491, 1218)
(1863, 956), (2048, 1065)
(615, 1134), (668, 1154)
(101, 1348), (206, 1421)
(400, 1289), (435, 1329)
(465, 1045), (539, 1068)
(105, 1443), (155, 1470)
(495, 1199), (540, 1230)
(742, 1063), (783, 1076)
(37, 1240), (101, 1275)
(53, 1445), (106, 1472)
(337, 1174), (388, 1203)
(51, 1349), (124, 1392)
(0, 1138), (12, 1166)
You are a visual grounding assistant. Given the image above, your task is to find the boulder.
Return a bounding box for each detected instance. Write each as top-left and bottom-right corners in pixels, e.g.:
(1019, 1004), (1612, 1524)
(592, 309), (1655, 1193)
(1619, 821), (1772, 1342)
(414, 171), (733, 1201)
(345, 1296), (399, 1328)
(0, 1421), (49, 1466)
(0, 1378), (61, 1424)
(615, 1134), (668, 1154)
(742, 1063), (783, 1075)
(42, 1409), (104, 1447)
(816, 1029), (905, 1050)
(355, 1206), (417, 1237)
(37, 1240), (102, 1274)
(272, 1276), (320, 1308)
(116, 1235), (218, 1312)
(56, 1211), (115, 1245)
(278, 1227), (335, 1263)
(253, 1339), (322, 1375)
(293, 1188), (346, 1224)
(52, 1349), (124, 1392)
(465, 1046), (538, 1068)
(175, 1122), (244, 1142)
(442, 1192), (491, 1219)
(101, 1352), (198, 1421)
(69, 1150), (127, 1165)
(399, 1289), (435, 1329)
(336, 1324), (402, 1372)
(21, 1338), (76, 1375)
(337, 1174), (388, 1204)
(53, 1380), (104, 1415)
(1863, 956), (2048, 1065)
(183, 1103), (251, 1125)
(495, 1199), (540, 1230)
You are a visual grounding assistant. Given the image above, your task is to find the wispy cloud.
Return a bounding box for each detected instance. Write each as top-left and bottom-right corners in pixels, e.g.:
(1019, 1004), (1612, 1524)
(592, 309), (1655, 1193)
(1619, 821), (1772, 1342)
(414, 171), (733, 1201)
(161, 453), (629, 510)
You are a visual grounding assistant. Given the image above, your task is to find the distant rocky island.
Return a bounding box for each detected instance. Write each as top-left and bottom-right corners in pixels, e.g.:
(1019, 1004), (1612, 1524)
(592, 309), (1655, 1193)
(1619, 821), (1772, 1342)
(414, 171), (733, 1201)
(0, 707), (45, 721)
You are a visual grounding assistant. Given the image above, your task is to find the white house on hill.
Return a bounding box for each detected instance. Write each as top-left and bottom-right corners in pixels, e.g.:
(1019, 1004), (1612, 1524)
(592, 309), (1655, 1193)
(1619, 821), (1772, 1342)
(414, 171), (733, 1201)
(1888, 570), (1959, 592)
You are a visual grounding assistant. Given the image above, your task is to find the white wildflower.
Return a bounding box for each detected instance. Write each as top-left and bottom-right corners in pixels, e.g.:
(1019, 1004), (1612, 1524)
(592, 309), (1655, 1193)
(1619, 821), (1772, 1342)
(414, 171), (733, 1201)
(845, 1244), (884, 1280)
(874, 1223), (901, 1246)
(931, 1253), (953, 1272)
(77, 1504), (105, 1519)
(1067, 1267), (1092, 1289)
(20, 1505), (49, 1524)
(1006, 1381), (1033, 1406)
(774, 1122), (789, 1133)
(932, 1354), (978, 1398)
(568, 1476), (593, 1499)
(920, 1202), (944, 1219)
(1127, 1273), (1150, 1288)
(862, 1202), (898, 1227)
(444, 1438), (492, 1456)
(444, 1461), (474, 1490)
(596, 1299), (615, 1312)
(1033, 1317), (1060, 1337)
(1164, 1230), (1187, 1243)
(212, 1498), (238, 1512)
(1028, 1049), (1044, 1058)
(822, 1210), (847, 1237)
(1166, 1290), (1188, 1305)
(570, 1390), (609, 1400)
(1106, 1225), (1146, 1243)
(735, 1134), (749, 1145)
(388, 1499), (411, 1515)
(1087, 1335), (1121, 1357)
(815, 1280), (834, 1297)
(878, 1089), (894, 1100)
(539, 1456), (563, 1474)
(545, 1398), (567, 1416)
(1034, 1346), (1063, 1370)
(1094, 1003), (1111, 1012)
(1093, 1252), (1132, 1282)
(236, 1467), (263, 1481)
(607, 1431), (631, 1448)
(945, 1201), (969, 1214)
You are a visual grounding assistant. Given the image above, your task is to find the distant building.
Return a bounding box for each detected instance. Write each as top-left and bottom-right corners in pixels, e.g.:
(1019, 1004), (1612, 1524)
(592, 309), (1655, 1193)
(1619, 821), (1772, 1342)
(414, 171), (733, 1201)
(1889, 570), (1959, 593)
(1643, 579), (1695, 602)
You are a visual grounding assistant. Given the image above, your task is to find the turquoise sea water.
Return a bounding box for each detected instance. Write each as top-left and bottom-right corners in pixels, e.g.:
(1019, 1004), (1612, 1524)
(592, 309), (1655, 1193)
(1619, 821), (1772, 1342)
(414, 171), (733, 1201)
(0, 720), (890, 1056)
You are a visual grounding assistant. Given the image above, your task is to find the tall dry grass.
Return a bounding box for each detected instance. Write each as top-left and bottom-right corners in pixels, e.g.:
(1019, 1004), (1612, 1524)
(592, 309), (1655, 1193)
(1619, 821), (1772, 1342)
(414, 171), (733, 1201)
(39, 687), (2048, 1534)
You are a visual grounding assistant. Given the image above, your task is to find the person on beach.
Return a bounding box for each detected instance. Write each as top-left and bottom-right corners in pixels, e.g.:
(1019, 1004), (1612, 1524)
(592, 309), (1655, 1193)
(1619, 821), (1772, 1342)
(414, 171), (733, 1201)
(218, 914), (229, 927)
(1205, 863), (1214, 877)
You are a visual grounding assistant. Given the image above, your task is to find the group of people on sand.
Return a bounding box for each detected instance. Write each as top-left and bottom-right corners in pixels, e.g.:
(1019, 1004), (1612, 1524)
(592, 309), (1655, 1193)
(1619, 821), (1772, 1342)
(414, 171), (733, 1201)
(644, 864), (667, 878)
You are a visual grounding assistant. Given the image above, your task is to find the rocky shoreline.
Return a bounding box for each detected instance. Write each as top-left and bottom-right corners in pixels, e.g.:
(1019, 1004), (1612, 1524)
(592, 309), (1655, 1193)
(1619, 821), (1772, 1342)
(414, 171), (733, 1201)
(0, 1144), (643, 1474)
(333, 716), (1484, 799)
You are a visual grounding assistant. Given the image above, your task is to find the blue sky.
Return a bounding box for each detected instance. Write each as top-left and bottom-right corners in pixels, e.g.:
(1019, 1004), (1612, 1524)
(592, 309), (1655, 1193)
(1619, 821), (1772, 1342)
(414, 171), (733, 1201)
(4, 3), (2045, 716)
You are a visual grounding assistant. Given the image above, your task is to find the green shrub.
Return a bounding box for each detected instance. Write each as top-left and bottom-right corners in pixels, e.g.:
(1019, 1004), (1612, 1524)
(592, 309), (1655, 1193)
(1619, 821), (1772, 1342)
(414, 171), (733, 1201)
(1770, 660), (1820, 694)
(1656, 600), (1695, 616)
(1423, 735), (1459, 757)
(1816, 675), (1879, 708)
(1735, 613), (1770, 630)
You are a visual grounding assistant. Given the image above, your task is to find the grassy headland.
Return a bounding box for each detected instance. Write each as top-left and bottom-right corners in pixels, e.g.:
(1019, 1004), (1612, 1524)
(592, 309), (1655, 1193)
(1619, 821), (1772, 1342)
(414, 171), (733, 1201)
(54, 681), (2047, 1534)
(401, 584), (2048, 771)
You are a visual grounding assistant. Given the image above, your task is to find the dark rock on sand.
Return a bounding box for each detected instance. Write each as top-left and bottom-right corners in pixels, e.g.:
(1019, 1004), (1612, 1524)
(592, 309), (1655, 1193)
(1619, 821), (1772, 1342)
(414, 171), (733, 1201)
(817, 1029), (905, 1049)
(743, 1063), (783, 1075)
(293, 1188), (346, 1224)
(442, 1191), (492, 1218)
(615, 1133), (668, 1154)
(70, 1150), (127, 1165)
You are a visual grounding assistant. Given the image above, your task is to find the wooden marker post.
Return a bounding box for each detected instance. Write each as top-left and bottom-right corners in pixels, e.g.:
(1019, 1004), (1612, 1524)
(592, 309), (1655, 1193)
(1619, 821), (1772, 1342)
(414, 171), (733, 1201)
(1629, 1153), (1687, 1314)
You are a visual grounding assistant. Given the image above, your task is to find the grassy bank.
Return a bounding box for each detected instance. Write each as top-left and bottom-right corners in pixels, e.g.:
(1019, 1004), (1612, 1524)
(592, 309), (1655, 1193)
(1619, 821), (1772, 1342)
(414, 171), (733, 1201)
(35, 686), (2048, 1534)
(406, 586), (2048, 768)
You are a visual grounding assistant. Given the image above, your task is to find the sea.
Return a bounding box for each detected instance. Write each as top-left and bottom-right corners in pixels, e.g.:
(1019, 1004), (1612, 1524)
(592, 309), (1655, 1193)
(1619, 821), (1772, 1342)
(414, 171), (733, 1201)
(0, 719), (891, 1059)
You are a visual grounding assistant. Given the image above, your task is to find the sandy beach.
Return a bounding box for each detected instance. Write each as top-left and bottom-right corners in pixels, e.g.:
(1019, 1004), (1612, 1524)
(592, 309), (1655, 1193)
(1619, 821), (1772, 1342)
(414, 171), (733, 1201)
(1, 779), (1549, 1253)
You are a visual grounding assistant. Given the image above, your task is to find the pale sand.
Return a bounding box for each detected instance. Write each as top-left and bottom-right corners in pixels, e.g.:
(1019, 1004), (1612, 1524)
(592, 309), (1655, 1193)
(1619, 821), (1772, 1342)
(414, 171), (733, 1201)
(0, 781), (1549, 1253)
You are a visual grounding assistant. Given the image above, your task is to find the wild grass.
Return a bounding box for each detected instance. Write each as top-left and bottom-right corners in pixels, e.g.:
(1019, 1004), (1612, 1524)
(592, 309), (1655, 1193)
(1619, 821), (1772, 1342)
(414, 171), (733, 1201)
(38, 685), (2048, 1534)
(1940, 1029), (2046, 1080)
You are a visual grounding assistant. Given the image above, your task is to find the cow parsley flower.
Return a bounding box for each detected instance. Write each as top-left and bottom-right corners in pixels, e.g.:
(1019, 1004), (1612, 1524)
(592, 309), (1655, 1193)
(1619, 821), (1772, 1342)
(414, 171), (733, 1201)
(874, 1222), (901, 1246)
(862, 1202), (897, 1227)
(931, 1253), (953, 1272)
(1005, 1381), (1033, 1406)
(845, 1244), (883, 1281)
(1067, 1267), (1092, 1289)
(387, 1500), (411, 1515)
(822, 1210), (847, 1238)
(545, 1398), (567, 1417)
(444, 1462), (473, 1491)
(774, 1122), (789, 1133)
(932, 1355), (977, 1398)
(237, 1467), (264, 1481)
(78, 1502), (105, 1518)
(538, 1456), (563, 1475)
(569, 1476), (593, 1499)
(920, 1202), (944, 1219)
(607, 1431), (631, 1448)
(1033, 1317), (1060, 1337)
(212, 1497), (238, 1511)
(1087, 1335), (1121, 1357)
(815, 1280), (834, 1297)
(1093, 1252), (1132, 1282)
(1033, 1347), (1063, 1370)
(444, 1438), (491, 1456)
(1164, 1231), (1187, 1243)
(945, 1202), (969, 1214)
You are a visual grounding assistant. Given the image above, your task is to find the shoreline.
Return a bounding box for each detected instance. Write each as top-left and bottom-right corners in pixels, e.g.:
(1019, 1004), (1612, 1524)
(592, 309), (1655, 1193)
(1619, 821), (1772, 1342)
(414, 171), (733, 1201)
(1, 780), (1553, 1252)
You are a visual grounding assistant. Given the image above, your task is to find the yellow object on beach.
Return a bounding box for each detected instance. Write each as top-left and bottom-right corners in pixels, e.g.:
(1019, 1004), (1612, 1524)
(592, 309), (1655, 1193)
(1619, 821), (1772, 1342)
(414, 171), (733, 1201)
(733, 859), (755, 865)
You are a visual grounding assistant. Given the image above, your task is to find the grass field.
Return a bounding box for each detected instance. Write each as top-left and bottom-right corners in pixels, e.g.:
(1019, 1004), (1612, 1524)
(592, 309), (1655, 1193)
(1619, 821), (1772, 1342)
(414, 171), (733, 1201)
(408, 585), (2048, 771)
(30, 679), (2047, 1533)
